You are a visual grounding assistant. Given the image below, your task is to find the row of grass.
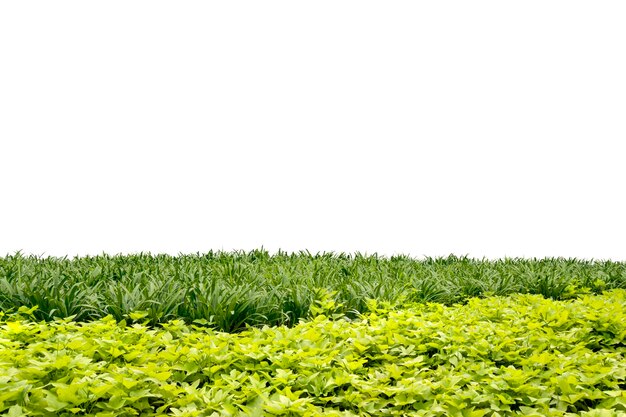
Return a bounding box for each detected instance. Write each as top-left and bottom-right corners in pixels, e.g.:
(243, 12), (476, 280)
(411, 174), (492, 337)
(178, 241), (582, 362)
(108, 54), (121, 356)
(1, 250), (625, 331)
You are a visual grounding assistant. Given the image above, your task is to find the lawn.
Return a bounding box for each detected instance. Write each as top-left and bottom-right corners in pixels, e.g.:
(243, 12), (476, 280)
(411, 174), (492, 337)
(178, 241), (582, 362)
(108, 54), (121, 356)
(0, 250), (625, 416)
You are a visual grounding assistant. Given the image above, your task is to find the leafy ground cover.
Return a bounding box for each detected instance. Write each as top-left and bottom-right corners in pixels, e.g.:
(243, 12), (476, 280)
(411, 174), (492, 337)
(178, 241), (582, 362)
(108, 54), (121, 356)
(1, 250), (625, 331)
(1, 290), (625, 416)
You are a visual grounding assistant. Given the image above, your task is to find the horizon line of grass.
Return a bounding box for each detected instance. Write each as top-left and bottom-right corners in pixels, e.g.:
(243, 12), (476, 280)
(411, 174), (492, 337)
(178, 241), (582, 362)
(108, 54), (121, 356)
(4, 248), (625, 263)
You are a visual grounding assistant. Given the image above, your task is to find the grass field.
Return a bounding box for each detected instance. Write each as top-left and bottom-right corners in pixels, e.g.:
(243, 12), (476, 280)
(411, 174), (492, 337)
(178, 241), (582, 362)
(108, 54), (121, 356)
(1, 250), (625, 331)
(1, 250), (626, 415)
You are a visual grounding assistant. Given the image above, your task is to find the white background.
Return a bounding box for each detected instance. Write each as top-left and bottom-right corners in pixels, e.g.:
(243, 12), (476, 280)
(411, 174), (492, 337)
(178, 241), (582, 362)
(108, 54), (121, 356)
(1, 1), (625, 261)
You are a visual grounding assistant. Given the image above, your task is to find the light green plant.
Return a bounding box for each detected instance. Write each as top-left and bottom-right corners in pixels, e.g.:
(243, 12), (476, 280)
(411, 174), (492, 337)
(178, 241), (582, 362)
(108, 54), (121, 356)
(1, 291), (625, 416)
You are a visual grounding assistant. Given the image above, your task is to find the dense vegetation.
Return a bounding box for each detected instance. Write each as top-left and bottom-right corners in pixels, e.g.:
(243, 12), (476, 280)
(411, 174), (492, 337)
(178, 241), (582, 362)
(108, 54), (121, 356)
(1, 250), (625, 331)
(1, 290), (625, 416)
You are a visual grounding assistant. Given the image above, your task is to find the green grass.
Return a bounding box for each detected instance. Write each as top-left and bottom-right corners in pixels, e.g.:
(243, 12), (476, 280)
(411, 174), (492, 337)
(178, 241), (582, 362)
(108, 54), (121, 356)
(1, 249), (624, 331)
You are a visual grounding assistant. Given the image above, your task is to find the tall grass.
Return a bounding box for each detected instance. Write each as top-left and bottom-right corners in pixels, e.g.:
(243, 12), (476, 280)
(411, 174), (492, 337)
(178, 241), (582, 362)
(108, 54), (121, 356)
(0, 249), (624, 331)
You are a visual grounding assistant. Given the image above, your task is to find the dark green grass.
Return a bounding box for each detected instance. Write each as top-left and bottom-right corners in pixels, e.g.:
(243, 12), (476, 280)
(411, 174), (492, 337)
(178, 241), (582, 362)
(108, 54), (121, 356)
(1, 249), (624, 331)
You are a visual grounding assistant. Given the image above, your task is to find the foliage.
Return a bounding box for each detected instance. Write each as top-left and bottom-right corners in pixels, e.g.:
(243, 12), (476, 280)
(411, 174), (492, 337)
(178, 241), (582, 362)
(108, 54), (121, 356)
(1, 290), (625, 416)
